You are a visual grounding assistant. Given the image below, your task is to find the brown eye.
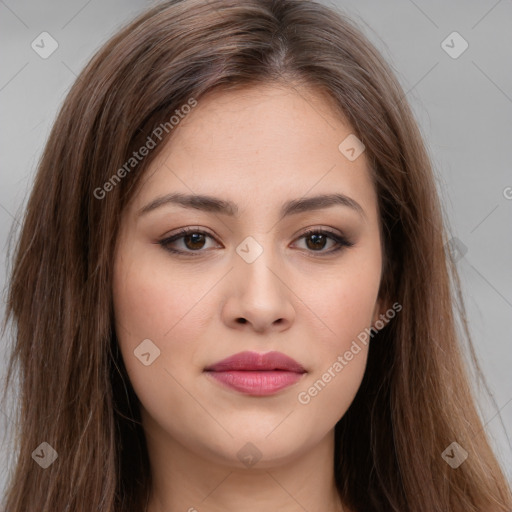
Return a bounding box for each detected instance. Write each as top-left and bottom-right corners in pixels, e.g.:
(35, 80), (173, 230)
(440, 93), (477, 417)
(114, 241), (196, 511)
(182, 233), (207, 250)
(159, 228), (219, 255)
(294, 229), (354, 255)
(159, 227), (354, 257)
(304, 232), (329, 251)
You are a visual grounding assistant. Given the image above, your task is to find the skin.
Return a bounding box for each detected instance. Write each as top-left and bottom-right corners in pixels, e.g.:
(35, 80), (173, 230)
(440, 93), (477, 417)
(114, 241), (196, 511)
(112, 83), (387, 512)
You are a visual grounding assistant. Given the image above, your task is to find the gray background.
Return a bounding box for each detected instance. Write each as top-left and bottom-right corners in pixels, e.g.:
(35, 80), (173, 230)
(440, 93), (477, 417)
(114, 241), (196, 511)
(0, 0), (511, 497)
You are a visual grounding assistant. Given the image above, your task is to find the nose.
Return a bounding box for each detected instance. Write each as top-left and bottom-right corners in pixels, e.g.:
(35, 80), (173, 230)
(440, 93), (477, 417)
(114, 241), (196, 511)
(221, 241), (295, 334)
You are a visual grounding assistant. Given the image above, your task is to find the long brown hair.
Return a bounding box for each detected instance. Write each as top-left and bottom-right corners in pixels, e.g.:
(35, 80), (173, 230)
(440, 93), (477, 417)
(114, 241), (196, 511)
(2, 0), (511, 510)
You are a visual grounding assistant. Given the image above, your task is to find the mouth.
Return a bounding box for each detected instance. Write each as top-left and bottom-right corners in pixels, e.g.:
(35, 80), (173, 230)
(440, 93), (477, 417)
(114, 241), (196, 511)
(204, 351), (307, 396)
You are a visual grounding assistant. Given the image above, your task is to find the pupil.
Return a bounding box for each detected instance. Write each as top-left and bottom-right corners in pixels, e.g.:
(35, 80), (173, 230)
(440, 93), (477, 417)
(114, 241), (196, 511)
(307, 233), (326, 250)
(182, 233), (327, 251)
(185, 233), (205, 250)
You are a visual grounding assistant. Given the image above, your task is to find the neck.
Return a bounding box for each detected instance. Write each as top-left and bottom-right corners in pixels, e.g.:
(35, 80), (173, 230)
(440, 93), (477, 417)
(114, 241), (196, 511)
(142, 411), (348, 512)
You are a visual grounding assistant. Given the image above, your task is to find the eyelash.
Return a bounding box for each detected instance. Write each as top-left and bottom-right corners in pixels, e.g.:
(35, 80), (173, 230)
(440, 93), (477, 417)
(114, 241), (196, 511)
(158, 227), (354, 257)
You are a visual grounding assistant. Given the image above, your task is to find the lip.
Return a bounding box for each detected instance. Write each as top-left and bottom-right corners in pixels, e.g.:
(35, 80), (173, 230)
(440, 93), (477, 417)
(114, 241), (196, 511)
(204, 351), (306, 396)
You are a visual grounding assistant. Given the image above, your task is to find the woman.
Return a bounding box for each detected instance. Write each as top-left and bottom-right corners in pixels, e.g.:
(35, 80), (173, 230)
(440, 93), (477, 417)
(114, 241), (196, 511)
(2, 0), (511, 510)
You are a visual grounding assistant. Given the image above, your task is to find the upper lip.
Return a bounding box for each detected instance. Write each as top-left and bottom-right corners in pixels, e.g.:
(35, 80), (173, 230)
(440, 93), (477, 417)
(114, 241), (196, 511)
(204, 351), (306, 373)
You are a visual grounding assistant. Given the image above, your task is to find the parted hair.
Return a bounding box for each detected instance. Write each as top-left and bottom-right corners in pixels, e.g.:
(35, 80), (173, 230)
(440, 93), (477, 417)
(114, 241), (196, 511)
(2, 1), (511, 511)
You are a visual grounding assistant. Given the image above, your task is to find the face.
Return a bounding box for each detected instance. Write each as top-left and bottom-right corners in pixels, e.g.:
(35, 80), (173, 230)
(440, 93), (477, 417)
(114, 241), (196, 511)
(112, 84), (385, 468)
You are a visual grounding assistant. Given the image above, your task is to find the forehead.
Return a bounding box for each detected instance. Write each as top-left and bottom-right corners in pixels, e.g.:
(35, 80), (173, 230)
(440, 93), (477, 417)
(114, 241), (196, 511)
(127, 83), (377, 223)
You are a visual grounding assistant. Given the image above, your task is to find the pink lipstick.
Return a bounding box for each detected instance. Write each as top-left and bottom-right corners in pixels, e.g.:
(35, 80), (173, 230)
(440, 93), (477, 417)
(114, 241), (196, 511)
(204, 351), (306, 396)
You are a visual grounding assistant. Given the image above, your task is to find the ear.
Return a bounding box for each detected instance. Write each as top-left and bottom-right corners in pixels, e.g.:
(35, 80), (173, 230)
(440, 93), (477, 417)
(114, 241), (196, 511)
(371, 296), (391, 328)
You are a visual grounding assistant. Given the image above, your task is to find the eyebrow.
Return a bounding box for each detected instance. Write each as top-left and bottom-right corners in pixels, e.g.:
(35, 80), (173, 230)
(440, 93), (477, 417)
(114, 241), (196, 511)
(137, 192), (366, 220)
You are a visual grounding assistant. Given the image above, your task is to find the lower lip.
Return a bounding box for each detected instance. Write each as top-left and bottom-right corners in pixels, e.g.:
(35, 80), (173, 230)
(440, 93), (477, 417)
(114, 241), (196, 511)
(205, 370), (305, 396)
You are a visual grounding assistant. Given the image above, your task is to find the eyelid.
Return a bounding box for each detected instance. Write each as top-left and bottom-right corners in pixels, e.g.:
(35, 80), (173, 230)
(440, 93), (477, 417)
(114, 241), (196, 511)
(295, 228), (354, 255)
(158, 226), (354, 256)
(160, 226), (221, 252)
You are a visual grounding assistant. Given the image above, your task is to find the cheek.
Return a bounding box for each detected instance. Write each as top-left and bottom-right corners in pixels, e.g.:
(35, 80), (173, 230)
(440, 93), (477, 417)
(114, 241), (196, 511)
(111, 250), (206, 391)
(113, 241), (211, 339)
(328, 278), (378, 345)
(296, 346), (368, 434)
(299, 258), (381, 350)
(294, 278), (375, 426)
(291, 253), (380, 419)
